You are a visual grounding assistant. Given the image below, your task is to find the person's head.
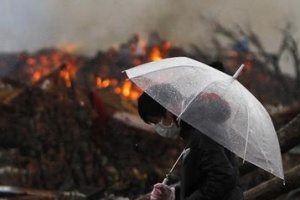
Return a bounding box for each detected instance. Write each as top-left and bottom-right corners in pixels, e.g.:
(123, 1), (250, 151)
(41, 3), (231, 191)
(138, 83), (183, 123)
(138, 91), (180, 139)
(138, 91), (167, 124)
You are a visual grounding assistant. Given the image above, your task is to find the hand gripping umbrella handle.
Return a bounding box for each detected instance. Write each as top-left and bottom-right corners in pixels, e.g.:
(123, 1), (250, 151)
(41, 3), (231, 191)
(161, 148), (190, 185)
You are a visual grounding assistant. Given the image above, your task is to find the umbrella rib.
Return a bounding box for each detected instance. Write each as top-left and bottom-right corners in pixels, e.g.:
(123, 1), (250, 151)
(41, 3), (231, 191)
(242, 92), (250, 163)
(250, 93), (274, 175)
(226, 94), (251, 160)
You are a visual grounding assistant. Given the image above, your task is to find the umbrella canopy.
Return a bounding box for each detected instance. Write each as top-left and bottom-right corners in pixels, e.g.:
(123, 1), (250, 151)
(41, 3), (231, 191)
(124, 57), (284, 180)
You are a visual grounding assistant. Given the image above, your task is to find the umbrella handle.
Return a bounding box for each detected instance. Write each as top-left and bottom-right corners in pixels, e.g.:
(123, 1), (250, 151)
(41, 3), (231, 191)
(161, 148), (190, 185)
(162, 177), (169, 185)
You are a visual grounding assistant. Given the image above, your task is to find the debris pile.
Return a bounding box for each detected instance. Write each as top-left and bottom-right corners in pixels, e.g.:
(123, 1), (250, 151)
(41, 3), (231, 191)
(0, 83), (184, 199)
(0, 33), (300, 199)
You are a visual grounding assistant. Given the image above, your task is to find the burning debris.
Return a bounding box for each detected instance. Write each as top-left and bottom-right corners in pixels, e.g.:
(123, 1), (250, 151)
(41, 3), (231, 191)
(0, 33), (190, 103)
(0, 33), (300, 199)
(1, 32), (297, 106)
(0, 33), (190, 199)
(0, 77), (183, 199)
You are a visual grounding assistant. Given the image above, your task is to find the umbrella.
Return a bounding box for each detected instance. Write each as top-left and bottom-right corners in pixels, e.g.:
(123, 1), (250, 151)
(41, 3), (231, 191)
(124, 57), (284, 180)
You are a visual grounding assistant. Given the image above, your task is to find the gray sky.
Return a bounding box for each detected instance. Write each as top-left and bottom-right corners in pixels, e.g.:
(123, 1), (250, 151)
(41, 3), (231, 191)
(0, 0), (299, 57)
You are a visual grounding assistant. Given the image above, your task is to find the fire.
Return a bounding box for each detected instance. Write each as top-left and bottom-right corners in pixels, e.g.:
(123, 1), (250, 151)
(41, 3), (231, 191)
(40, 55), (49, 66)
(96, 77), (102, 88)
(122, 80), (132, 97)
(163, 41), (172, 50)
(59, 62), (77, 88)
(132, 58), (142, 66)
(96, 77), (141, 101)
(129, 89), (141, 100)
(114, 87), (122, 94)
(96, 77), (110, 88)
(24, 49), (80, 88)
(52, 52), (63, 66)
(20, 35), (173, 102)
(27, 58), (36, 65)
(150, 47), (162, 61)
(60, 69), (72, 87)
(96, 77), (119, 89)
(93, 37), (172, 100)
(102, 79), (110, 88)
(121, 80), (141, 100)
(32, 71), (41, 82)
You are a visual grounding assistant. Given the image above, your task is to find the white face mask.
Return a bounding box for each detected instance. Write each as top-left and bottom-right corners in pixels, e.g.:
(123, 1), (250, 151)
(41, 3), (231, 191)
(155, 120), (180, 139)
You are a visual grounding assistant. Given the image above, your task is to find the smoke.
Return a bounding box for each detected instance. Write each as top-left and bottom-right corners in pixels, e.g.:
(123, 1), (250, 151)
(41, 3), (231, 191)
(0, 0), (299, 55)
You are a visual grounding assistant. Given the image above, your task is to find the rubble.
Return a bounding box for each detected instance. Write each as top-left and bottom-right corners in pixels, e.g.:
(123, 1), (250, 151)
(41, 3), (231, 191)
(0, 33), (299, 199)
(0, 83), (184, 199)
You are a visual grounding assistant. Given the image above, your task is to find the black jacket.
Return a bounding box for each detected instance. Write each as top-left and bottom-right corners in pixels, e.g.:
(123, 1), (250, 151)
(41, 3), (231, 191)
(175, 122), (243, 200)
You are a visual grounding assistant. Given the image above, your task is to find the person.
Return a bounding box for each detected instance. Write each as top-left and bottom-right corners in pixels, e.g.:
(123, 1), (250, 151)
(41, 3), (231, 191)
(137, 62), (244, 200)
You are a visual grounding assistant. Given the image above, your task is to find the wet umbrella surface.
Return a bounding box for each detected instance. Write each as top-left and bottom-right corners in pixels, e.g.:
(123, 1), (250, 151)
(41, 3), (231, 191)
(124, 57), (284, 180)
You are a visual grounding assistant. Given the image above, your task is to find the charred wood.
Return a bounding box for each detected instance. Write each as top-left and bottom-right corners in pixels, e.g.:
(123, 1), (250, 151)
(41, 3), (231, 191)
(2, 63), (66, 105)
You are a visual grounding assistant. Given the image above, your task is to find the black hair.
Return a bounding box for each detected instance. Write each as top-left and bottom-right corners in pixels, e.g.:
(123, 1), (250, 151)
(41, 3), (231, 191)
(137, 92), (166, 124)
(137, 83), (183, 124)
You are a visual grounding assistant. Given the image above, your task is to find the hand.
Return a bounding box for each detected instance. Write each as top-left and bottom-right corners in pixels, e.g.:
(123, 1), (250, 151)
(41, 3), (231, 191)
(150, 183), (175, 200)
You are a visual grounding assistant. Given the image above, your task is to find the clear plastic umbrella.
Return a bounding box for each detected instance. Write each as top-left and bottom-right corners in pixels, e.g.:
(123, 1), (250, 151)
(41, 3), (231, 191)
(124, 57), (284, 180)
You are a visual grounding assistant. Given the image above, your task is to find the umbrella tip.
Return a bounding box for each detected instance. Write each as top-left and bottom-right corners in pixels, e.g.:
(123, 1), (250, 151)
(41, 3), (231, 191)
(233, 64), (245, 79)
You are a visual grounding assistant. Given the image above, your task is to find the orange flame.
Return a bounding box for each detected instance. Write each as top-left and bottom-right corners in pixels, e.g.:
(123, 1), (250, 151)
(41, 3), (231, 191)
(96, 77), (141, 100)
(163, 41), (172, 50)
(60, 70), (71, 87)
(27, 58), (36, 65)
(150, 47), (162, 61)
(120, 80), (141, 100)
(60, 62), (77, 88)
(93, 40), (172, 100)
(52, 52), (63, 66)
(96, 77), (103, 88)
(27, 51), (77, 87)
(96, 77), (115, 88)
(122, 80), (132, 97)
(40, 55), (49, 66)
(114, 87), (122, 94)
(129, 90), (140, 100)
(26, 39), (172, 100)
(32, 71), (41, 82)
